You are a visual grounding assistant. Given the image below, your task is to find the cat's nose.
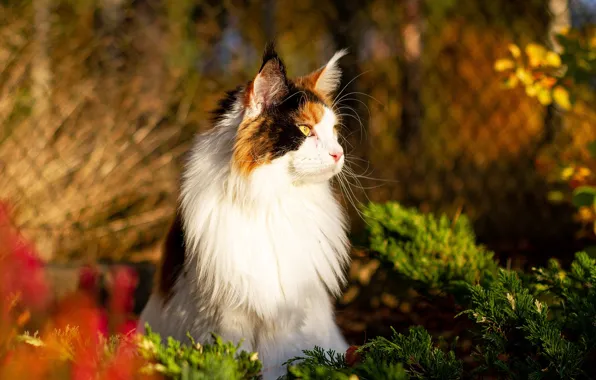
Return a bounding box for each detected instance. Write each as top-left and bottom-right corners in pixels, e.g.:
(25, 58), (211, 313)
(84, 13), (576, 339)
(329, 150), (343, 163)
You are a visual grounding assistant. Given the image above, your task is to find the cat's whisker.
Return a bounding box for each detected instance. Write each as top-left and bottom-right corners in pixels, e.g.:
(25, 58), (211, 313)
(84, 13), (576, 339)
(331, 70), (372, 109)
(334, 91), (384, 107)
(280, 90), (307, 106)
(336, 117), (366, 143)
(335, 97), (372, 121)
(335, 103), (364, 121)
(343, 155), (371, 165)
(338, 133), (354, 151)
(334, 110), (366, 141)
(343, 159), (374, 178)
(341, 167), (372, 202)
(343, 162), (398, 184)
(335, 172), (368, 222)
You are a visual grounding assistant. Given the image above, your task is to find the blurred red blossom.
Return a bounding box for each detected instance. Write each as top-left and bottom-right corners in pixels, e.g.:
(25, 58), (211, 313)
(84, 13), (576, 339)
(108, 266), (138, 315)
(78, 264), (102, 295)
(0, 201), (51, 312)
(0, 200), (151, 379)
(345, 345), (361, 367)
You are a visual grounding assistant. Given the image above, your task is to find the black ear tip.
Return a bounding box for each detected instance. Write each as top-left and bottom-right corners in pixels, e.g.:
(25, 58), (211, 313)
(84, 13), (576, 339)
(260, 41), (284, 73)
(262, 41), (278, 61)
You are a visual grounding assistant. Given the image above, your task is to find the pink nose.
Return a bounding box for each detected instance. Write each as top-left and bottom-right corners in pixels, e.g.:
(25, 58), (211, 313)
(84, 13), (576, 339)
(330, 150), (343, 163)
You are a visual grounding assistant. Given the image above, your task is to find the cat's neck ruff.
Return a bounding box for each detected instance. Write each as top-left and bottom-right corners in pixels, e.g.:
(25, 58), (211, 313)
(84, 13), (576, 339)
(179, 111), (350, 320)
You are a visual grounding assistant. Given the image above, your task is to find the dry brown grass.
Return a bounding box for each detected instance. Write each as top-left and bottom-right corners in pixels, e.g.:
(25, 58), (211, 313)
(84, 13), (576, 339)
(0, 2), (212, 262)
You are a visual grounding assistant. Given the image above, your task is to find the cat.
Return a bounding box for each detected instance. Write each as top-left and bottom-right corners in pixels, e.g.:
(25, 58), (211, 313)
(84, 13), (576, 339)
(138, 43), (352, 379)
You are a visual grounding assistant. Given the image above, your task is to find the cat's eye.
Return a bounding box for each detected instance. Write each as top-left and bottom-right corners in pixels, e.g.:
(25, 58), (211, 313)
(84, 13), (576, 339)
(298, 125), (313, 137)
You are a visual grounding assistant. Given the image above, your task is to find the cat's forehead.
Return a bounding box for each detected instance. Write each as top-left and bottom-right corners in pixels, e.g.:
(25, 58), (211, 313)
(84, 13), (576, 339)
(284, 83), (334, 125)
(294, 100), (326, 125)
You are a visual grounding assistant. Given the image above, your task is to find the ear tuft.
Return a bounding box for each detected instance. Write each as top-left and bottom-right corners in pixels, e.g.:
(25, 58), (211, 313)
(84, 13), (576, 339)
(318, 49), (348, 92)
(300, 49), (348, 100)
(249, 42), (289, 111)
(260, 42), (284, 73)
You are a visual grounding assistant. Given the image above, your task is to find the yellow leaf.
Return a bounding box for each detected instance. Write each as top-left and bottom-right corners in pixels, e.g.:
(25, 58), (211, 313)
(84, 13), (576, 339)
(561, 166), (575, 180)
(494, 59), (515, 72)
(515, 67), (533, 85)
(553, 86), (571, 110)
(545, 51), (562, 68)
(508, 44), (521, 59)
(525, 43), (547, 67)
(504, 74), (519, 88)
(525, 84), (538, 97)
(537, 88), (552, 105)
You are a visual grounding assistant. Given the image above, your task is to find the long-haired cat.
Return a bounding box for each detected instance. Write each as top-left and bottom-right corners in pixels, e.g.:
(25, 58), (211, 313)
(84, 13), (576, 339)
(138, 44), (352, 379)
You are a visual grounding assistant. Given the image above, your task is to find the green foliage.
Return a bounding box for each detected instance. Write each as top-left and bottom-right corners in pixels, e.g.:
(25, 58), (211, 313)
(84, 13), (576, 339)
(284, 347), (356, 380)
(138, 325), (262, 380)
(533, 252), (596, 348)
(571, 186), (596, 207)
(556, 26), (596, 88)
(459, 252), (596, 379)
(284, 327), (461, 380)
(359, 327), (462, 380)
(362, 201), (498, 292)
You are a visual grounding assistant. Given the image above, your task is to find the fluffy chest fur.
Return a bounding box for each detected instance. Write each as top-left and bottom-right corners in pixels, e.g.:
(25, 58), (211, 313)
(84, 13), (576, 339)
(180, 126), (350, 320)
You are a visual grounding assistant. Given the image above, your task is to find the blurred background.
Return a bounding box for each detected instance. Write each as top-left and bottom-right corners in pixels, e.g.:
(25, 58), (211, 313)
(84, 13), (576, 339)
(1, 0), (596, 347)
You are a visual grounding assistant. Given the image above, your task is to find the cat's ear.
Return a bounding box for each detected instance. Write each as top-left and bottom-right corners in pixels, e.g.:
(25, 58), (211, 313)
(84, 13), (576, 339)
(301, 49), (348, 99)
(248, 43), (289, 112)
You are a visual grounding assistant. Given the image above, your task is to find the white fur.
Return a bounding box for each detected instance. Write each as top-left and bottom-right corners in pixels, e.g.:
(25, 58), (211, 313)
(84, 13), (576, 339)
(138, 91), (350, 379)
(313, 49), (348, 96)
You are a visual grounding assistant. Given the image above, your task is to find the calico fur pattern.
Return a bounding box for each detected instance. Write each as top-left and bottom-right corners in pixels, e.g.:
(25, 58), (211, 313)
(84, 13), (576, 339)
(138, 44), (351, 379)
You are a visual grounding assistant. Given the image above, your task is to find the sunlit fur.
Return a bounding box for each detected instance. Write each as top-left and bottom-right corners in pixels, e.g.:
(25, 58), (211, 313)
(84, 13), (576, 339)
(138, 45), (350, 379)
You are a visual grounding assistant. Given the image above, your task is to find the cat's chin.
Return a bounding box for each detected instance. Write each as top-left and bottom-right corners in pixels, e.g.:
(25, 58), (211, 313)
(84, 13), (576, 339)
(292, 169), (342, 185)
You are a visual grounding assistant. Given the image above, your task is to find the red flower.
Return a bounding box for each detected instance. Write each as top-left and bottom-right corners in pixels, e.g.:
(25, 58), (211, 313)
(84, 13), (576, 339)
(345, 345), (361, 367)
(78, 265), (101, 295)
(0, 201), (51, 311)
(107, 266), (138, 315)
(98, 309), (109, 338)
(100, 337), (146, 380)
(116, 318), (138, 337)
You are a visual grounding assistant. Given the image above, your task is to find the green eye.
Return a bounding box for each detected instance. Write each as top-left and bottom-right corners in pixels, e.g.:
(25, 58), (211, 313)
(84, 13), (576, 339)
(298, 125), (313, 137)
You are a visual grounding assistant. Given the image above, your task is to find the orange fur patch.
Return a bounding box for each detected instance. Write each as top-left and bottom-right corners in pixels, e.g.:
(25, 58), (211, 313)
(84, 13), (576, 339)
(295, 100), (325, 126)
(295, 74), (333, 105)
(233, 117), (275, 176)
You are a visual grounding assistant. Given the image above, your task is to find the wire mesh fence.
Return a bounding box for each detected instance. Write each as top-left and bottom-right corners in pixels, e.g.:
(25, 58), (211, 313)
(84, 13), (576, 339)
(0, 0), (595, 263)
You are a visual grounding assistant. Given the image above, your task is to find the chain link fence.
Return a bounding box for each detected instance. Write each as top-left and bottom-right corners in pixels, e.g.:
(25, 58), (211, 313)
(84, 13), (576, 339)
(0, 0), (594, 264)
